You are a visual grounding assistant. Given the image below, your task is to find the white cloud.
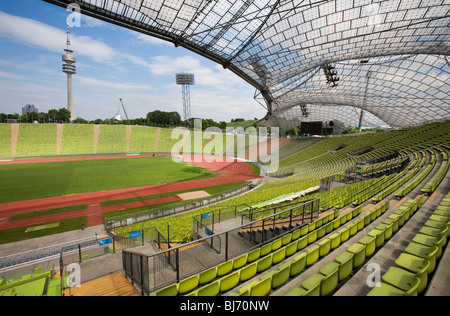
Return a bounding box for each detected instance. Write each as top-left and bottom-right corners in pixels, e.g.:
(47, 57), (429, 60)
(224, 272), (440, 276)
(148, 55), (245, 88)
(149, 55), (200, 76)
(76, 75), (155, 92)
(0, 11), (63, 53)
(0, 11), (149, 69)
(0, 11), (249, 89)
(133, 33), (173, 47)
(0, 11), (267, 121)
(82, 15), (108, 28)
(0, 70), (28, 81)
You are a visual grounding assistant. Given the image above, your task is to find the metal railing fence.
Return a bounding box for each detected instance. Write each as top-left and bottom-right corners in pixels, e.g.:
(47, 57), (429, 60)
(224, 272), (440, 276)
(122, 198), (320, 294)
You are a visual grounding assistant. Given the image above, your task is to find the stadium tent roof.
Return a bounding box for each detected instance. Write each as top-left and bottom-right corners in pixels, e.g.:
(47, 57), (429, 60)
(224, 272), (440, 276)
(44, 0), (450, 132)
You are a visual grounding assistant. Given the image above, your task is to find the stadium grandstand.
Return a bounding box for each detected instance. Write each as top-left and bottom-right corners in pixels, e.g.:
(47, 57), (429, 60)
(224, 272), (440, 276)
(0, 0), (448, 299)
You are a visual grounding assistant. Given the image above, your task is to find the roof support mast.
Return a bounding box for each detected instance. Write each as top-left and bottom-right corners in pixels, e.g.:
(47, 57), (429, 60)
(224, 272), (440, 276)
(119, 98), (130, 121)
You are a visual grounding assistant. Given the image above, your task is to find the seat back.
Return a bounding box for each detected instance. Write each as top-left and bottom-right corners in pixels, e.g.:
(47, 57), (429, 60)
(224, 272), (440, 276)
(250, 277), (272, 296)
(404, 277), (420, 296)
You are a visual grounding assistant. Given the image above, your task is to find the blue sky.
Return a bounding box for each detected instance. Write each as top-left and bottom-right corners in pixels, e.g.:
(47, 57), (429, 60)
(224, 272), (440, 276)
(0, 0), (266, 121)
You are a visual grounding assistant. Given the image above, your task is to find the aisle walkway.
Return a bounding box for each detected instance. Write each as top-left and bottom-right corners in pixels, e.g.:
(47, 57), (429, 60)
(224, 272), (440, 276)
(64, 272), (140, 296)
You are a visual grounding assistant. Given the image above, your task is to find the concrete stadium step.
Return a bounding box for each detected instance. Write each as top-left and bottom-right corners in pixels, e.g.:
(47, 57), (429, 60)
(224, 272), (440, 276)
(334, 172), (450, 296)
(64, 272), (140, 296)
(270, 198), (403, 296)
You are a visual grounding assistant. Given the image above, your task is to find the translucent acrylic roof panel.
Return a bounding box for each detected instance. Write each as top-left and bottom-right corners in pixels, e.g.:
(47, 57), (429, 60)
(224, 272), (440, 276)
(44, 0), (450, 129)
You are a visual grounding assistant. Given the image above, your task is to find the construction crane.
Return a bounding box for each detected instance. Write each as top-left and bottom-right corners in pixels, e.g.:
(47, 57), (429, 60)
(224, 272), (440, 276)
(119, 98), (130, 121)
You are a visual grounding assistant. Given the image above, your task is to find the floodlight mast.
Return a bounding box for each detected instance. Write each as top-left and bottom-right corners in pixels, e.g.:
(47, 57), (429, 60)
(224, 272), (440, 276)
(176, 73), (195, 121)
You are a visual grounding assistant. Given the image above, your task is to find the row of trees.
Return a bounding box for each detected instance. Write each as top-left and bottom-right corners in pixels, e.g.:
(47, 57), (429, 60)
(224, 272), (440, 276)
(0, 109), (251, 131)
(0, 109), (71, 124)
(145, 111), (229, 130)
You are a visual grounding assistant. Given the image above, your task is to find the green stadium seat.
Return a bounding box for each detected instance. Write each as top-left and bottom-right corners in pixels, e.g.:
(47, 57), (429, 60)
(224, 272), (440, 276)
(197, 280), (220, 296)
(307, 230), (318, 244)
(285, 286), (318, 297)
(272, 247), (286, 264)
(154, 283), (178, 296)
(317, 226), (326, 239)
(412, 233), (445, 259)
(357, 217), (365, 231)
(199, 267), (217, 285)
(329, 233), (341, 250)
(389, 213), (404, 228)
(358, 235), (376, 257)
(318, 239), (331, 257)
(340, 215), (348, 226)
(435, 209), (450, 217)
(272, 238), (282, 251)
(395, 253), (430, 289)
(232, 254), (248, 270)
(319, 262), (340, 296)
(300, 225), (309, 237)
(335, 251), (354, 282)
(282, 233), (292, 246)
(383, 216), (399, 233)
(301, 274), (324, 296)
(325, 222), (334, 234)
(339, 226), (350, 243)
(257, 254), (273, 273)
(424, 220), (449, 237)
(238, 289), (250, 296)
(239, 280), (258, 295)
(297, 236), (308, 251)
(292, 229), (301, 241)
(306, 245), (320, 266)
(217, 260), (233, 277)
(367, 276), (420, 296)
(250, 277), (272, 296)
(376, 223), (393, 240)
(374, 206), (382, 218)
(419, 226), (448, 242)
(429, 214), (450, 225)
(179, 275), (199, 295)
(285, 241), (298, 257)
(240, 262), (257, 282)
(185, 290), (197, 296)
(220, 271), (240, 293)
(290, 252), (307, 277)
(260, 243), (272, 256)
(332, 218), (341, 230)
(363, 214), (371, 226)
(270, 265), (291, 289)
(368, 229), (385, 248)
(347, 243), (366, 268)
(382, 266), (427, 294)
(247, 248), (261, 263)
(404, 243), (438, 274)
(227, 290), (248, 296)
(349, 222), (358, 237)
(369, 210), (377, 222)
(316, 218), (323, 228)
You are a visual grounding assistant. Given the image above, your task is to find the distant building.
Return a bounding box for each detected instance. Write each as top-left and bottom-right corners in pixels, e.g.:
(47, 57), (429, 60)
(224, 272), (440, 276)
(22, 104), (38, 115)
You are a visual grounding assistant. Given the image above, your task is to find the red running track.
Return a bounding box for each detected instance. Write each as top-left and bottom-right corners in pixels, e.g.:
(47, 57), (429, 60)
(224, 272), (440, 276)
(0, 154), (261, 230)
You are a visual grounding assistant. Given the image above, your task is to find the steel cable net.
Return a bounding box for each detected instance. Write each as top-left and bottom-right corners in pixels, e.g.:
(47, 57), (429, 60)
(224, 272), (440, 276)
(45, 0), (450, 132)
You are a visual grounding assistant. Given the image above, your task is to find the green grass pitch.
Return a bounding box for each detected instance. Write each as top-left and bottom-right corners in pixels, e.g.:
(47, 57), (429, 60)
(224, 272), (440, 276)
(0, 157), (218, 203)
